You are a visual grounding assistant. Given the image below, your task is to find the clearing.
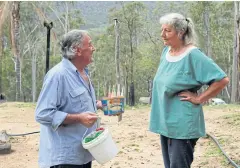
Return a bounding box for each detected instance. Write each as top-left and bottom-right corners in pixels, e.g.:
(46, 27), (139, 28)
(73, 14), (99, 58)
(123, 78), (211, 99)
(0, 103), (239, 168)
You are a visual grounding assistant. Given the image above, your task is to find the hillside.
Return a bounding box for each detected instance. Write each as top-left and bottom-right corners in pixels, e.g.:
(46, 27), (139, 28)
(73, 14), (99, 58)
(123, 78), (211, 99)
(75, 1), (165, 29)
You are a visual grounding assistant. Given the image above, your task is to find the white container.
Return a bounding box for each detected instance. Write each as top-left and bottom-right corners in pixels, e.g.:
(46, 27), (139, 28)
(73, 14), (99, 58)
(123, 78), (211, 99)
(82, 128), (118, 164)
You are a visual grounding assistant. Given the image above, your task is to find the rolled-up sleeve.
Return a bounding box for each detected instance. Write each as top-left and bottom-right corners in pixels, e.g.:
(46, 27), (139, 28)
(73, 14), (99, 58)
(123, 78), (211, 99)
(35, 73), (67, 131)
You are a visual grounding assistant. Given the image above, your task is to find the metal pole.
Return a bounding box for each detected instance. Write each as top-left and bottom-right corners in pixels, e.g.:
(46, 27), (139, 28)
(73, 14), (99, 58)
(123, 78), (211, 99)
(43, 21), (53, 74)
(114, 18), (122, 121)
(114, 18), (120, 87)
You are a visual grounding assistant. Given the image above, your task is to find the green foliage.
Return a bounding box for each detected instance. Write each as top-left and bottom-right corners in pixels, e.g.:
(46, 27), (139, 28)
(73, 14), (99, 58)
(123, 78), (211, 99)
(0, 1), (237, 103)
(187, 2), (234, 72)
(107, 2), (149, 101)
(90, 31), (116, 98)
(63, 9), (85, 30)
(221, 113), (240, 126)
(1, 49), (16, 100)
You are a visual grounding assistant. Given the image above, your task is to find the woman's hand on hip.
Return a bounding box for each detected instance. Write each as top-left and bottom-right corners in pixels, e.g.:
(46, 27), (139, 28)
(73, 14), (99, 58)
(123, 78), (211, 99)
(178, 91), (201, 105)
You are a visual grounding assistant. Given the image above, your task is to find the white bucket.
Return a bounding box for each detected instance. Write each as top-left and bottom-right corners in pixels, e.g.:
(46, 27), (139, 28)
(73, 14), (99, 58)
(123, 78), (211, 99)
(82, 128), (118, 164)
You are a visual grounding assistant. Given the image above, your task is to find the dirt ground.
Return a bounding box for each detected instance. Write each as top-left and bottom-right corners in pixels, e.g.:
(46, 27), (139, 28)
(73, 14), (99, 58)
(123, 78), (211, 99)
(0, 102), (239, 168)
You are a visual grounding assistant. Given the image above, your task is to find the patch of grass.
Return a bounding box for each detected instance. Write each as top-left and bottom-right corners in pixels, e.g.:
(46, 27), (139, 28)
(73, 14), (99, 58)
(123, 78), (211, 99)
(204, 137), (235, 167)
(118, 150), (124, 154)
(204, 104), (228, 110)
(0, 103), (7, 108)
(127, 143), (140, 148)
(220, 159), (231, 167)
(130, 144), (139, 147)
(199, 161), (209, 166)
(204, 104), (240, 111)
(205, 145), (222, 157)
(128, 156), (133, 160)
(124, 104), (150, 110)
(0, 102), (36, 109)
(221, 113), (240, 126)
(13, 102), (36, 108)
(217, 137), (230, 144)
(113, 161), (119, 165)
(134, 148), (140, 152)
(235, 159), (240, 165)
(204, 139), (222, 157)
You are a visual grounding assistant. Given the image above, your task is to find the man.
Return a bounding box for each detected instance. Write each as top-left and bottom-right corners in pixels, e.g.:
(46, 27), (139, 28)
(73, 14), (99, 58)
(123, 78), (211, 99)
(35, 30), (102, 168)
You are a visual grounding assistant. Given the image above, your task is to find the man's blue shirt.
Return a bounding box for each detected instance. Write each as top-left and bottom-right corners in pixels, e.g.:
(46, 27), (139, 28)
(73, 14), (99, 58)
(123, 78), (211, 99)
(35, 58), (97, 167)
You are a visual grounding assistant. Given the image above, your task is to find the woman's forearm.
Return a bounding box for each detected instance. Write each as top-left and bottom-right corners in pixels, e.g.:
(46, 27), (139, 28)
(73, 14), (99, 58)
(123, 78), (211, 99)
(197, 77), (229, 104)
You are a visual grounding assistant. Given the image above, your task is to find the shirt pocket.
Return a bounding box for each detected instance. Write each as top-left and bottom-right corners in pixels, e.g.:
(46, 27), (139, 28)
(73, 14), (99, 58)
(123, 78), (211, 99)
(69, 87), (88, 112)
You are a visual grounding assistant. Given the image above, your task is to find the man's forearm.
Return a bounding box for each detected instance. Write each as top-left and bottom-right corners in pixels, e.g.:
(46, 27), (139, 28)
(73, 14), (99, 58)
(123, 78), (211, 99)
(62, 113), (81, 124)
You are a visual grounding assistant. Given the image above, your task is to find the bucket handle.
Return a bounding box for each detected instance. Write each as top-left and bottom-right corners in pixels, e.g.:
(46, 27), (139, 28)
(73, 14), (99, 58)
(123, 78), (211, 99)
(82, 128), (89, 142)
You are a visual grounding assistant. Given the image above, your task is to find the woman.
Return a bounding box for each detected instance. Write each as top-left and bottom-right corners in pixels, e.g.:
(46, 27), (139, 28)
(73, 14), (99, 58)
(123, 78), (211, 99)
(149, 13), (229, 168)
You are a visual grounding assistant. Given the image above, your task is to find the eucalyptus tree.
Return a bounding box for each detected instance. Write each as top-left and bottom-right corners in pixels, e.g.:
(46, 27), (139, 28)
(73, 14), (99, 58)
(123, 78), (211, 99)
(47, 1), (85, 35)
(11, 2), (21, 101)
(90, 28), (115, 98)
(232, 1), (240, 103)
(188, 1), (234, 102)
(210, 2), (234, 101)
(0, 2), (21, 101)
(108, 2), (147, 103)
(20, 2), (47, 102)
(0, 2), (8, 95)
(187, 1), (213, 55)
(0, 1), (86, 102)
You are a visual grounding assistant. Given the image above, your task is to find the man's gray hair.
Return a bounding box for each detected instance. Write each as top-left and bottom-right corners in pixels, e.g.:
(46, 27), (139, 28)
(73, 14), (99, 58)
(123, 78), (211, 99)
(159, 13), (198, 45)
(60, 29), (88, 59)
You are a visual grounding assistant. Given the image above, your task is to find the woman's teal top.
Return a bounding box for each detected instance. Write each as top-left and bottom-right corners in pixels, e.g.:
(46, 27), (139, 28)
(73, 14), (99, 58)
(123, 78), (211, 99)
(149, 47), (226, 139)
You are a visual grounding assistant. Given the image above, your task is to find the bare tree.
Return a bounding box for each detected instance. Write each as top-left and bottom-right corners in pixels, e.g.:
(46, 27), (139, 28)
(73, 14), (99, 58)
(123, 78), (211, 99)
(0, 2), (11, 95)
(231, 1), (240, 103)
(203, 2), (212, 58)
(11, 2), (21, 101)
(0, 28), (2, 94)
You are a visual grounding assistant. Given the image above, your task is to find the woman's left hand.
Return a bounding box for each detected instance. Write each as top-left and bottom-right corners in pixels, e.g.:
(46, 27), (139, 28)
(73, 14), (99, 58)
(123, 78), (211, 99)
(178, 91), (201, 105)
